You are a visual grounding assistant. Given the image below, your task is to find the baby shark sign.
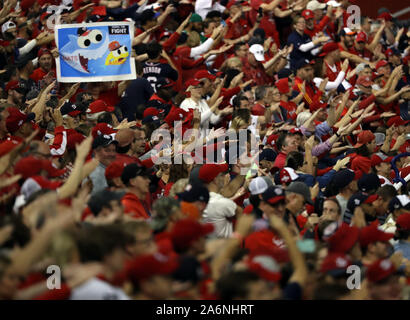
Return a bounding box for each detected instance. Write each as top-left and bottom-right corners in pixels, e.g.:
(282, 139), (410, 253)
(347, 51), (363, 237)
(55, 22), (136, 82)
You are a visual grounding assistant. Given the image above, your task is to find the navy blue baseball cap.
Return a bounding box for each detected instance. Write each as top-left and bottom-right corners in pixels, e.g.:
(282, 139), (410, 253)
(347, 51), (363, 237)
(177, 183), (210, 203)
(358, 173), (381, 193)
(262, 186), (286, 205)
(328, 169), (355, 193)
(259, 148), (277, 162)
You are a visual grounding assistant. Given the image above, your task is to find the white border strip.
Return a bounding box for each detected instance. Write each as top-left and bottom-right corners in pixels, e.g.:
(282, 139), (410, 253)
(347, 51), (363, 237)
(55, 22), (136, 83)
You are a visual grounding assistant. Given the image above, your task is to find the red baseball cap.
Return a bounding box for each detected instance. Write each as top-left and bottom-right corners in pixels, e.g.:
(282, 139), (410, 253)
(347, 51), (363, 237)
(320, 253), (352, 275)
(356, 75), (373, 88)
(385, 48), (398, 58)
(66, 129), (85, 150)
(366, 259), (396, 283)
(375, 60), (388, 70)
(244, 230), (290, 263)
(326, 223), (360, 253)
(38, 47), (51, 58)
(386, 116), (409, 127)
(87, 100), (115, 114)
(289, 127), (303, 135)
(105, 159), (129, 181)
(6, 108), (35, 133)
(91, 123), (117, 139)
(359, 221), (394, 248)
(396, 213), (410, 230)
(159, 31), (171, 40)
(0, 139), (21, 157)
(195, 70), (216, 81)
(371, 152), (393, 167)
(126, 253), (179, 282)
(275, 78), (290, 94)
(198, 163), (229, 183)
(378, 12), (392, 21)
(14, 156), (47, 180)
(246, 250), (282, 282)
(302, 9), (314, 20)
(266, 134), (277, 148)
(30, 176), (63, 190)
(42, 160), (67, 178)
(355, 31), (367, 43)
(184, 79), (201, 90)
(20, 0), (36, 12)
(353, 130), (375, 148)
(279, 168), (298, 185)
(164, 107), (191, 128)
(170, 219), (214, 251)
(319, 42), (339, 57)
(5, 80), (25, 93)
(143, 107), (161, 118)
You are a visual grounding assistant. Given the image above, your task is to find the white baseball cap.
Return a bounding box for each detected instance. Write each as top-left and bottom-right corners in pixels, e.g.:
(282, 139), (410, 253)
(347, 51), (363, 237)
(1, 21), (16, 35)
(307, 0), (326, 11)
(249, 44), (265, 62)
(249, 177), (270, 195)
(327, 0), (341, 7)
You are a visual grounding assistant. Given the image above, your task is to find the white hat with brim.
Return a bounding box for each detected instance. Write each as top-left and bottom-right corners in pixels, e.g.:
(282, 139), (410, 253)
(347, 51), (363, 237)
(327, 1), (341, 7)
(249, 44), (265, 62)
(307, 0), (326, 11)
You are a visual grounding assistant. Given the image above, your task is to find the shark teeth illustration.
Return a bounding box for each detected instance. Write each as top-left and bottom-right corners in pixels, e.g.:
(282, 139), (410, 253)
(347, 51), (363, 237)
(61, 31), (110, 74)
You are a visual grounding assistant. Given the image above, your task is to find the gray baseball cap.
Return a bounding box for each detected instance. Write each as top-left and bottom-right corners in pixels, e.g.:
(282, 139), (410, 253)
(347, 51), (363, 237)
(285, 182), (313, 205)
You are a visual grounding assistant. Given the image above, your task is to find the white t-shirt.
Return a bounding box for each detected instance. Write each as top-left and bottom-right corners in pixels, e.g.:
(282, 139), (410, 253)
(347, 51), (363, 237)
(70, 277), (130, 300)
(203, 192), (237, 238)
(180, 98), (221, 137)
(195, 0), (226, 20)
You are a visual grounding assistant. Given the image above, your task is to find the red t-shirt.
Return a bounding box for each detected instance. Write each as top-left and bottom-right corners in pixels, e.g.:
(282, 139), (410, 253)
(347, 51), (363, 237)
(121, 192), (150, 219)
(98, 86), (120, 107)
(242, 57), (273, 86)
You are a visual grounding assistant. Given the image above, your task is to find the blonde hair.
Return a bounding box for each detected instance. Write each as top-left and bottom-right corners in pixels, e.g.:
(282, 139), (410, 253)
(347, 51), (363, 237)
(47, 231), (78, 268)
(230, 116), (249, 131)
(221, 57), (242, 72)
(187, 31), (201, 48)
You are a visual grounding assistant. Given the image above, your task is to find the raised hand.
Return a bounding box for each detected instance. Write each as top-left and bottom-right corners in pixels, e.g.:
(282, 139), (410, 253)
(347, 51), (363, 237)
(318, 78), (329, 92)
(334, 157), (350, 171)
(341, 59), (349, 73)
(75, 135), (93, 160)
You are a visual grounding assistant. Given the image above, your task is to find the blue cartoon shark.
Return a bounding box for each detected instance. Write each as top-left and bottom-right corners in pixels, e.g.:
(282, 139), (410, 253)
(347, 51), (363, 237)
(60, 27), (110, 74)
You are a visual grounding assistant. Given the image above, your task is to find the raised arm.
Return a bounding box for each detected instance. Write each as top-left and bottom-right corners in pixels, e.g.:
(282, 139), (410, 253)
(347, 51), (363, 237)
(269, 214), (308, 287)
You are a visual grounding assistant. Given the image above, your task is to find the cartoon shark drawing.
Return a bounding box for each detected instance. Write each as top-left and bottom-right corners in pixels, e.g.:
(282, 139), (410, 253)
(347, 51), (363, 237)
(60, 27), (110, 74)
(105, 41), (129, 66)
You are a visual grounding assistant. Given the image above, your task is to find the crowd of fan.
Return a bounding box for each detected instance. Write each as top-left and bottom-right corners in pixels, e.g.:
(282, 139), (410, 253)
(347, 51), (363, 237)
(0, 0), (410, 300)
